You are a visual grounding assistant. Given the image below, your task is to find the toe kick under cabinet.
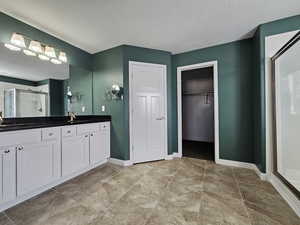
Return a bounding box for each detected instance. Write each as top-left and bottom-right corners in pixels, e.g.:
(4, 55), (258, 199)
(0, 122), (110, 211)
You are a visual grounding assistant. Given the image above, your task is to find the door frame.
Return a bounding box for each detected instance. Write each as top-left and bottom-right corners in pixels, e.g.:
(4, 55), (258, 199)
(129, 61), (168, 163)
(177, 61), (219, 162)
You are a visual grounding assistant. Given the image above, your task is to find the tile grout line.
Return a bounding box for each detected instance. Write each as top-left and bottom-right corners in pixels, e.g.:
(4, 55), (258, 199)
(141, 161), (182, 225)
(3, 212), (17, 225)
(92, 163), (156, 219)
(232, 168), (253, 225)
(198, 159), (208, 225)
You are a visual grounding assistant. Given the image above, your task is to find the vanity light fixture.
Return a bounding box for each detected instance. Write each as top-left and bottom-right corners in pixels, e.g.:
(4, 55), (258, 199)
(29, 40), (43, 53)
(5, 32), (68, 64)
(23, 49), (36, 56)
(50, 58), (62, 64)
(38, 54), (50, 61)
(58, 52), (67, 63)
(45, 46), (56, 58)
(4, 43), (21, 51)
(10, 33), (26, 48)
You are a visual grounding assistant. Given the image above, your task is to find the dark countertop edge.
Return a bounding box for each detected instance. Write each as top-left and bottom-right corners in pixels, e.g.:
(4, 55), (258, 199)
(0, 116), (111, 133)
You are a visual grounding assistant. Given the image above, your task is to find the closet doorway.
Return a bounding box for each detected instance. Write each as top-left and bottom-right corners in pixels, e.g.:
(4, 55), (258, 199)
(177, 61), (219, 162)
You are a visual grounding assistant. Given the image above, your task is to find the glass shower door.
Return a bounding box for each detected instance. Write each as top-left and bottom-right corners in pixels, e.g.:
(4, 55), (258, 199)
(272, 31), (300, 198)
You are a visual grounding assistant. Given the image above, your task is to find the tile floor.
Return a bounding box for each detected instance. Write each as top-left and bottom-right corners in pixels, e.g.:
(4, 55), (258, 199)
(0, 158), (299, 225)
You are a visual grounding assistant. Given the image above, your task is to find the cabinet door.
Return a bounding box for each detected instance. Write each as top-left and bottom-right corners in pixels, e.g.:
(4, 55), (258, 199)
(99, 123), (110, 159)
(0, 148), (16, 204)
(62, 134), (89, 177)
(90, 132), (106, 165)
(17, 142), (60, 196)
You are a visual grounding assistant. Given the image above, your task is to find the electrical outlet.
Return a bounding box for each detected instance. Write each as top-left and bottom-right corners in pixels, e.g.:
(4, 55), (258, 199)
(101, 105), (105, 112)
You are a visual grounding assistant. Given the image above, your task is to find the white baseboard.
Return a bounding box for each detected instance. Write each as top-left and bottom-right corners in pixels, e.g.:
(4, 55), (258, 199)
(269, 174), (300, 217)
(216, 159), (267, 180)
(216, 159), (300, 217)
(109, 158), (133, 166)
(165, 152), (182, 160)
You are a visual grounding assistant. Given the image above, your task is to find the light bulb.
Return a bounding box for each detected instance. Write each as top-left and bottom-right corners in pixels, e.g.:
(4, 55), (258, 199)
(10, 33), (26, 48)
(23, 49), (36, 56)
(29, 40), (43, 53)
(58, 51), (67, 63)
(4, 43), (21, 51)
(38, 54), (50, 61)
(45, 46), (56, 58)
(50, 58), (62, 64)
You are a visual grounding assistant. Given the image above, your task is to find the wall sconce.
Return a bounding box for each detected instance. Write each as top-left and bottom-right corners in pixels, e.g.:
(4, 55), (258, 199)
(4, 33), (68, 64)
(105, 84), (123, 100)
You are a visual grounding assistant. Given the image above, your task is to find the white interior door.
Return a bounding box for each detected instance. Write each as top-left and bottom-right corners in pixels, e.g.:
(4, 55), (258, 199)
(130, 62), (167, 164)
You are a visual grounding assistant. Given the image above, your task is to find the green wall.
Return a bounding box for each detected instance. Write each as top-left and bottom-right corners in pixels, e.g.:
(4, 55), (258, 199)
(92, 45), (172, 160)
(253, 15), (300, 172)
(93, 46), (125, 159)
(173, 39), (254, 163)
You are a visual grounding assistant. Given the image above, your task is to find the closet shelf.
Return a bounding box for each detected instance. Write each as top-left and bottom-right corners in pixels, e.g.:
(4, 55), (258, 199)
(182, 91), (214, 96)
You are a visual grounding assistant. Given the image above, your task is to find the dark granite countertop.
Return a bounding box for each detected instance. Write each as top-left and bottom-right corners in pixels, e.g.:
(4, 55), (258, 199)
(0, 115), (111, 132)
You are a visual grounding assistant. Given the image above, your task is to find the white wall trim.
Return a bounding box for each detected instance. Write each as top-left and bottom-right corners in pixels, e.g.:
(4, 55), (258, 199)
(165, 152), (181, 160)
(177, 61), (219, 162)
(269, 174), (300, 217)
(216, 159), (267, 180)
(129, 61), (168, 164)
(108, 158), (133, 166)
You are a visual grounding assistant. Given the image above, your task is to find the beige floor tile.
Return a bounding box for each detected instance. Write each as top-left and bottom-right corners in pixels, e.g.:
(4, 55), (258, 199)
(3, 158), (299, 225)
(0, 213), (14, 225)
(200, 191), (251, 225)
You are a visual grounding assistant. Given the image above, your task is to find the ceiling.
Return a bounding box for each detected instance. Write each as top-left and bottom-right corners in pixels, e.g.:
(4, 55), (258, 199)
(0, 0), (300, 54)
(0, 43), (69, 81)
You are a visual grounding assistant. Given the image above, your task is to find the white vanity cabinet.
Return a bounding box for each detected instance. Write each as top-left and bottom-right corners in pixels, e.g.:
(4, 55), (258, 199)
(0, 121), (110, 212)
(0, 147), (16, 204)
(62, 126), (90, 177)
(16, 127), (61, 196)
(62, 122), (110, 176)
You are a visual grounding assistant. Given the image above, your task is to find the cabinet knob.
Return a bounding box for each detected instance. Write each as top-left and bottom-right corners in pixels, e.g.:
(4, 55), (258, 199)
(91, 134), (94, 137)
(4, 150), (10, 154)
(49, 133), (53, 136)
(85, 135), (89, 138)
(17, 146), (24, 151)
(67, 130), (71, 134)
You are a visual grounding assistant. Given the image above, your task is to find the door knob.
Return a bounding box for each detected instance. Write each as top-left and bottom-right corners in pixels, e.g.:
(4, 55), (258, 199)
(156, 116), (165, 120)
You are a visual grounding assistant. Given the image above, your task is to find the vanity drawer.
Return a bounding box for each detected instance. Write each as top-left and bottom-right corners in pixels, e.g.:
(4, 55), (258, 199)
(0, 129), (41, 146)
(77, 123), (100, 135)
(62, 126), (76, 138)
(42, 127), (60, 141)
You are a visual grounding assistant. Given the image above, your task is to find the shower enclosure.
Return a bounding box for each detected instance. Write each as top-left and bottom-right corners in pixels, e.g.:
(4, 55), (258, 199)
(4, 88), (48, 118)
(272, 31), (300, 198)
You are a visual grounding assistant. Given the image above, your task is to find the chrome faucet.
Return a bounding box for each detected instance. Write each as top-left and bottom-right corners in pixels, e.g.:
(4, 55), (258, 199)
(68, 112), (76, 122)
(0, 111), (3, 125)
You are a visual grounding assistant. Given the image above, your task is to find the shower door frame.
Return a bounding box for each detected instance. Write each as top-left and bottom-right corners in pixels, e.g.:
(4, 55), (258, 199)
(271, 31), (300, 199)
(5, 88), (49, 118)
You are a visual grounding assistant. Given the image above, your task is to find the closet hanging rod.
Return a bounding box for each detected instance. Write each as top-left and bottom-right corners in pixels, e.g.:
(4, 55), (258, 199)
(182, 91), (214, 96)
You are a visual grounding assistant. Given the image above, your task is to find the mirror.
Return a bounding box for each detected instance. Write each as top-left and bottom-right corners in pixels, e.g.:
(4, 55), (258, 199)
(272, 31), (300, 198)
(0, 41), (93, 118)
(67, 65), (93, 115)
